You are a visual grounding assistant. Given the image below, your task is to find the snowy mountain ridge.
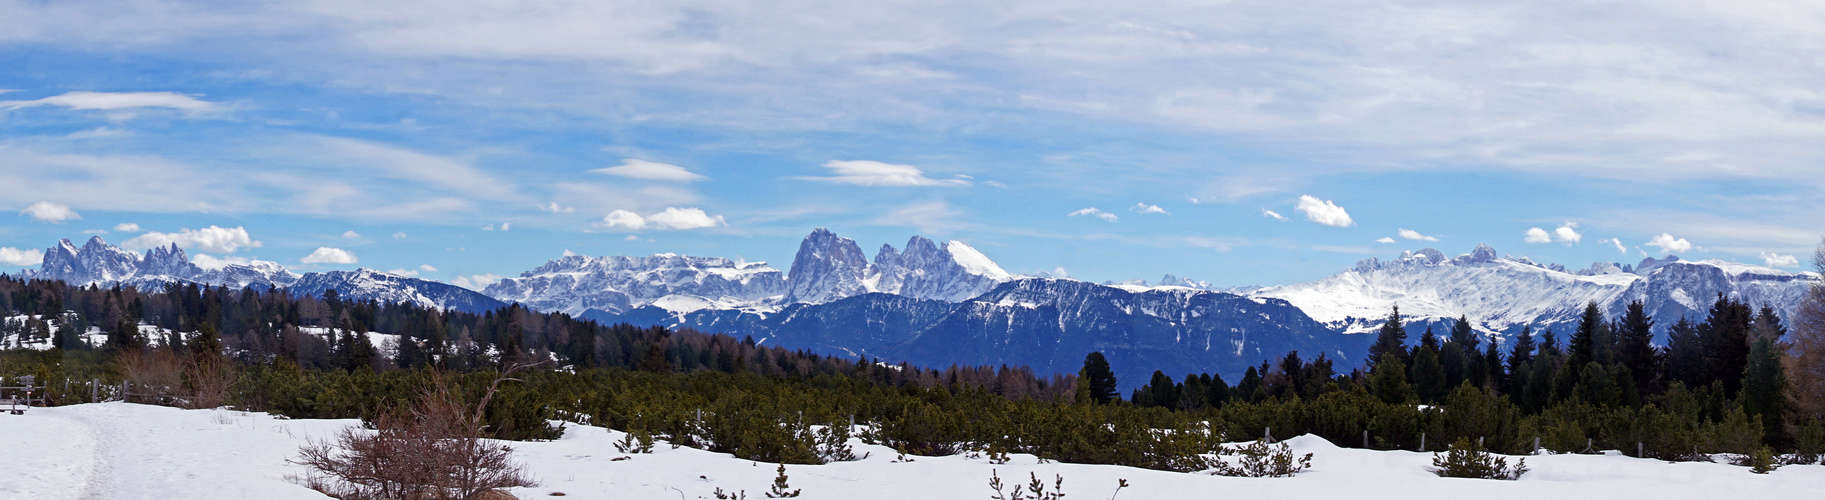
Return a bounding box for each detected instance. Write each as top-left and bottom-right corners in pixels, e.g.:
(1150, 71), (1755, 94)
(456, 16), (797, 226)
(18, 236), (502, 313)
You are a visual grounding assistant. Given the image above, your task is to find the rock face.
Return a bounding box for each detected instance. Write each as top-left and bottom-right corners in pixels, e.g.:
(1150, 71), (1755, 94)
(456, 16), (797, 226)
(482, 254), (787, 317)
(783, 228), (872, 304)
(865, 236), (1012, 302)
(20, 237), (500, 313)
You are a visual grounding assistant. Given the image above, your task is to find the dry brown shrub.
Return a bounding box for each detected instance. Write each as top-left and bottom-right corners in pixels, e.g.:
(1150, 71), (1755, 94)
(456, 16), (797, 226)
(293, 364), (540, 500)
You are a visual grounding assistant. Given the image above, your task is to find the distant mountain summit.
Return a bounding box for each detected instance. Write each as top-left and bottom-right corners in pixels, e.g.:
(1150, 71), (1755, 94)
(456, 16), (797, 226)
(1245, 244), (1818, 342)
(20, 236), (501, 313)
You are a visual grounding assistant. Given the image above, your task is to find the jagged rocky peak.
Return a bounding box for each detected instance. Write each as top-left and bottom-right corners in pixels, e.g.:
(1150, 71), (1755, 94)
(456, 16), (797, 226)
(784, 228), (871, 303)
(866, 234), (1011, 302)
(1454, 244), (1498, 265)
(141, 243), (202, 278)
(1635, 255), (1680, 275)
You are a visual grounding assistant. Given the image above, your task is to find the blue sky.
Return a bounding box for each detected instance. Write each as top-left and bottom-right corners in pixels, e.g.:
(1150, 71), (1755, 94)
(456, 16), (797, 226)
(1, 0), (1821, 288)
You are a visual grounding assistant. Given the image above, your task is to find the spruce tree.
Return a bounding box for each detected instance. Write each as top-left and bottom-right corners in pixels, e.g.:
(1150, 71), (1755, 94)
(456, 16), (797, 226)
(1078, 352), (1118, 405)
(1742, 335), (1789, 443)
(1506, 326), (1536, 379)
(1449, 315), (1479, 351)
(1237, 366), (1265, 403)
(1615, 300), (1658, 396)
(1699, 295), (1753, 396)
(1664, 317), (1705, 388)
(1370, 357), (1414, 404)
(1568, 302), (1610, 367)
(1368, 305), (1409, 367)
(1411, 343), (1446, 404)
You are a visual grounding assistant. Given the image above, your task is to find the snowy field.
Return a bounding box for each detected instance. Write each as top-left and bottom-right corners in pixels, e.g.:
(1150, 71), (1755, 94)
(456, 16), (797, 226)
(0, 403), (1821, 499)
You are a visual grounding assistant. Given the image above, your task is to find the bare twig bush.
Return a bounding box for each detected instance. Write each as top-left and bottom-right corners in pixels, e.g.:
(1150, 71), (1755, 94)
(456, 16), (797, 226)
(293, 364), (540, 500)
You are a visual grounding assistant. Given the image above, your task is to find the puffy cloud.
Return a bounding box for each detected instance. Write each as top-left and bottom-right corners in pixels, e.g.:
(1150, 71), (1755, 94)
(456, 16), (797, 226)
(1131, 203), (1169, 215)
(599, 207), (724, 230)
(190, 253), (251, 270)
(123, 226), (262, 254)
(1068, 207), (1118, 222)
(301, 247), (358, 265)
(589, 159), (707, 182)
(1553, 222), (1583, 244)
(392, 232), (408, 239)
(802, 160), (968, 187)
(342, 230), (361, 239)
(602, 210), (646, 229)
(1376, 237), (1397, 244)
(540, 201), (574, 213)
(500, 222), (511, 231)
(624, 235), (641, 241)
(0, 91), (214, 111)
(1398, 228), (1438, 241)
(1261, 209), (1286, 221)
(418, 264), (437, 272)
(561, 249), (579, 257)
(1294, 195), (1353, 227)
(1762, 252), (1799, 268)
(113, 223), (141, 232)
(1645, 233), (1693, 254)
(0, 247), (43, 267)
(20, 201), (80, 223)
(451, 273), (503, 290)
(1524, 227), (1553, 244)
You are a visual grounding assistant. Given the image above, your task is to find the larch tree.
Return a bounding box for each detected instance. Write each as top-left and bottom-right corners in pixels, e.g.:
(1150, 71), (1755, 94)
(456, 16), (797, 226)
(1786, 237), (1825, 421)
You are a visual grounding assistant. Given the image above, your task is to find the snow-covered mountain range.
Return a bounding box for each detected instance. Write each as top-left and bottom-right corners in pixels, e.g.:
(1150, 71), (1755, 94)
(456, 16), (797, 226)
(20, 236), (503, 313)
(11, 231), (1820, 381)
(486, 228), (1013, 317)
(1227, 245), (1815, 342)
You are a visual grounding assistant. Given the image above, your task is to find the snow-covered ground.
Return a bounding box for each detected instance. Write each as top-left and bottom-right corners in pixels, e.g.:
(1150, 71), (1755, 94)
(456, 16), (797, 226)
(1, 403), (1822, 499)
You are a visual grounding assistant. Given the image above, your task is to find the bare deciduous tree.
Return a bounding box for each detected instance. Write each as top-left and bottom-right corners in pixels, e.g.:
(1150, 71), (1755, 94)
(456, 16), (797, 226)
(1787, 237), (1825, 420)
(294, 363), (542, 500)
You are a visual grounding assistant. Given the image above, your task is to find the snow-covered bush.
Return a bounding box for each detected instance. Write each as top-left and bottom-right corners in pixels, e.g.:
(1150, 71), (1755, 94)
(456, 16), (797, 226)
(1210, 439), (1312, 478)
(1430, 438), (1527, 480)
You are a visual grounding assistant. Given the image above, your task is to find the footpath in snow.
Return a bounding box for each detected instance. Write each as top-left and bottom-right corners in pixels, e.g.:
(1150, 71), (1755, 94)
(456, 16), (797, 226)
(0, 403), (1822, 499)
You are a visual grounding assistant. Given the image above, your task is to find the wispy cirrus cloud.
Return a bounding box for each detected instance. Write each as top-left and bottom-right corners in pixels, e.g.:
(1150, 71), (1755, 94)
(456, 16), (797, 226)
(802, 161), (968, 187)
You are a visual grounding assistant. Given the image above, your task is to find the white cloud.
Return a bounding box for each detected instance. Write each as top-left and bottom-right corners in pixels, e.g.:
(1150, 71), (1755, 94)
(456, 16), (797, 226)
(1294, 195), (1353, 227)
(0, 247), (43, 267)
(451, 273), (503, 290)
(0, 91), (214, 111)
(418, 264), (437, 272)
(1645, 233), (1694, 254)
(541, 201), (574, 213)
(871, 200), (966, 234)
(342, 230), (361, 239)
(624, 235), (641, 241)
(1069, 207), (1119, 222)
(562, 249), (579, 256)
(599, 207), (724, 230)
(122, 226), (261, 254)
(1131, 203), (1169, 215)
(392, 232), (408, 239)
(1553, 222), (1583, 244)
(984, 181), (1007, 188)
(1524, 227), (1553, 244)
(1398, 228), (1438, 241)
(646, 207), (721, 229)
(602, 210), (646, 230)
(301, 247), (358, 265)
(500, 222), (510, 231)
(113, 223), (141, 232)
(1261, 209), (1285, 221)
(1762, 252), (1799, 268)
(82, 229), (106, 234)
(589, 159), (707, 182)
(1603, 238), (1628, 254)
(1376, 237), (1397, 244)
(190, 253), (251, 270)
(803, 160), (968, 187)
(385, 268), (419, 277)
(481, 224), (495, 231)
(20, 201), (80, 223)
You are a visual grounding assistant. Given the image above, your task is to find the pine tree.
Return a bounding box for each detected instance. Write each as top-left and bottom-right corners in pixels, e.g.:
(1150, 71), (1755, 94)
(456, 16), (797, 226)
(1506, 326), (1536, 385)
(1742, 335), (1789, 444)
(1370, 357), (1414, 404)
(1664, 317), (1705, 388)
(1368, 305), (1409, 367)
(1449, 315), (1479, 351)
(1568, 302), (1610, 367)
(1078, 352), (1118, 405)
(1699, 295), (1753, 397)
(1614, 300), (1658, 396)
(1236, 366), (1265, 403)
(1411, 343), (1446, 404)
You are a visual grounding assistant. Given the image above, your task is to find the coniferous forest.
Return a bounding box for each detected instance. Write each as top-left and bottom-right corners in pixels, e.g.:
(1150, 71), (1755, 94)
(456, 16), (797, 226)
(2, 273), (1824, 471)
